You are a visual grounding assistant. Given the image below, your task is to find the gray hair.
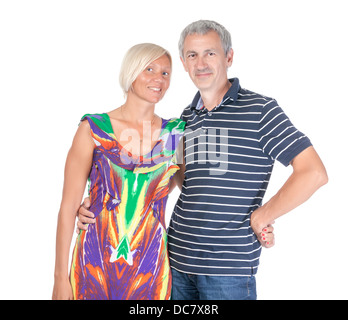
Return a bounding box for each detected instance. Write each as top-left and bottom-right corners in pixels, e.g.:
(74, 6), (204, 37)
(178, 20), (232, 59)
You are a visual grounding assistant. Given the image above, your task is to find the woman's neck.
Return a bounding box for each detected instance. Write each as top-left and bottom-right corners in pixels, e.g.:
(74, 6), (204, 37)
(122, 95), (156, 126)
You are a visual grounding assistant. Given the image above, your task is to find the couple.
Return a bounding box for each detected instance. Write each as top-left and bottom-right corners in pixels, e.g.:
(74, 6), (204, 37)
(53, 20), (328, 300)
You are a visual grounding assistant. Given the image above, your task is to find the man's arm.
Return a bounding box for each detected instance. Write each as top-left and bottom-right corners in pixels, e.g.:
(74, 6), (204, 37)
(250, 146), (328, 237)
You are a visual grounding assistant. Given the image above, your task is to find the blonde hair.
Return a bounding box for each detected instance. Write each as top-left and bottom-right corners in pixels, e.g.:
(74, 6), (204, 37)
(119, 43), (172, 96)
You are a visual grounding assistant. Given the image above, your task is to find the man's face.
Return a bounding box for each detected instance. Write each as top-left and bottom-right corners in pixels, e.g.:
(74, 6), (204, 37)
(180, 31), (233, 93)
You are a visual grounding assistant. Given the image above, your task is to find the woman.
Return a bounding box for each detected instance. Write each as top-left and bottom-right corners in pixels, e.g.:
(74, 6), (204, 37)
(52, 43), (185, 300)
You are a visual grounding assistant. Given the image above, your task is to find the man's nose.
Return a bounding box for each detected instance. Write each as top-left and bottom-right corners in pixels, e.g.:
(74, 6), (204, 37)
(195, 56), (207, 69)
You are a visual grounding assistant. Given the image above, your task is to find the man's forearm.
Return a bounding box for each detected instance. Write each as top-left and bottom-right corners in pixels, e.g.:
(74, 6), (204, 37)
(251, 146), (328, 233)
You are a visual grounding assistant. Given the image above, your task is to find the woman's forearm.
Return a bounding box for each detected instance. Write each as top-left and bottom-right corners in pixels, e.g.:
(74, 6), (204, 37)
(54, 206), (78, 280)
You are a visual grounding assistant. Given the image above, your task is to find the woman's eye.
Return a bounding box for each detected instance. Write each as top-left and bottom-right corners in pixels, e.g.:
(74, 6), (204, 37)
(147, 67), (153, 72)
(163, 72), (169, 76)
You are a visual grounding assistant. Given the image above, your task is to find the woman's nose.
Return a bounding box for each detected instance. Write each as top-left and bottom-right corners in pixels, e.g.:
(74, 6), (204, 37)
(153, 73), (165, 82)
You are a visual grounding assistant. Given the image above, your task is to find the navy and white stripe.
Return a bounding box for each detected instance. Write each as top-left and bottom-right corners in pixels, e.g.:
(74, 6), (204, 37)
(167, 78), (312, 276)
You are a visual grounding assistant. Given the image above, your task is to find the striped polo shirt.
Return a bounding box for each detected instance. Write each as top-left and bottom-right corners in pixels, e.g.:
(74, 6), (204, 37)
(167, 78), (312, 276)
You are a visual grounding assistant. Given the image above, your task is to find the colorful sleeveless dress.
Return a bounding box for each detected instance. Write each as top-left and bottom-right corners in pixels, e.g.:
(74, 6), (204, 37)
(70, 113), (185, 300)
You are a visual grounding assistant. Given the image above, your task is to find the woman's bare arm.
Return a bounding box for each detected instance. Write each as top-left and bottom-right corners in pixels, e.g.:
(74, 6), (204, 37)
(52, 120), (95, 300)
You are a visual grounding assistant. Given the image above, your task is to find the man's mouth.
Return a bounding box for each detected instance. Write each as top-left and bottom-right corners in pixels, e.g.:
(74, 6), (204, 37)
(195, 70), (213, 77)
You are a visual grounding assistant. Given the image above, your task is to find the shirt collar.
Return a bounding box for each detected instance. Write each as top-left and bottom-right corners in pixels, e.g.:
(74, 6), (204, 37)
(190, 78), (240, 111)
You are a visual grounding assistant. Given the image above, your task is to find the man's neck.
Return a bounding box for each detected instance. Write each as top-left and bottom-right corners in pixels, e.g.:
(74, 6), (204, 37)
(200, 80), (232, 111)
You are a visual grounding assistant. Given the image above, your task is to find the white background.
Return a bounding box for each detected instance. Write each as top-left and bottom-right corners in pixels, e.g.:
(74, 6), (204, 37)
(0, 0), (347, 300)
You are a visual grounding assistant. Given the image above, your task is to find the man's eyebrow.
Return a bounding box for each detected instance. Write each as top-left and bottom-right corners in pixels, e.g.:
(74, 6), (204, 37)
(185, 49), (216, 55)
(185, 50), (197, 55)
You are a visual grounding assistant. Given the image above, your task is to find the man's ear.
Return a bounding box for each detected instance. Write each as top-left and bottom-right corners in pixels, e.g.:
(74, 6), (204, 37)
(226, 48), (234, 68)
(180, 56), (189, 72)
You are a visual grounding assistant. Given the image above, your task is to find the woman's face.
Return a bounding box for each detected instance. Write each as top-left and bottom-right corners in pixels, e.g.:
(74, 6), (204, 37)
(131, 54), (172, 104)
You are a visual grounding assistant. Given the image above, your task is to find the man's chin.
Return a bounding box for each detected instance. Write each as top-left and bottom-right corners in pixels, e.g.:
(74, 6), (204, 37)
(192, 78), (214, 91)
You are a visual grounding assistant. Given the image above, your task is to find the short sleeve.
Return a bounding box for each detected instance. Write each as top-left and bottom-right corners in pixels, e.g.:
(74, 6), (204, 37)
(80, 113), (114, 135)
(258, 99), (312, 166)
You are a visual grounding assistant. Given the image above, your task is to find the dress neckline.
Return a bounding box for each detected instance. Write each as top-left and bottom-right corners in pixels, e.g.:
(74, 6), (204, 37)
(103, 113), (166, 159)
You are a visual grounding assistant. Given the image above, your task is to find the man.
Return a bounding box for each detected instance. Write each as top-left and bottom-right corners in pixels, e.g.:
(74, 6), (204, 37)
(78, 20), (328, 300)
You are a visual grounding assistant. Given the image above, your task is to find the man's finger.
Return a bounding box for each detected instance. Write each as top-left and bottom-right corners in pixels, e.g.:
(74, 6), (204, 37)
(83, 197), (91, 208)
(77, 220), (89, 231)
(79, 205), (95, 219)
(79, 214), (95, 224)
